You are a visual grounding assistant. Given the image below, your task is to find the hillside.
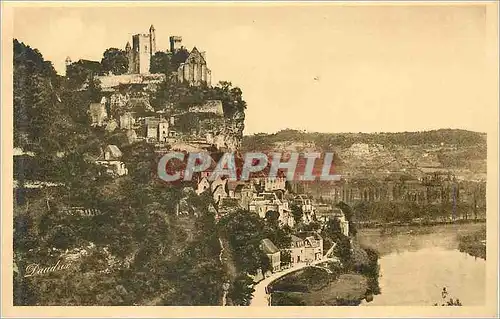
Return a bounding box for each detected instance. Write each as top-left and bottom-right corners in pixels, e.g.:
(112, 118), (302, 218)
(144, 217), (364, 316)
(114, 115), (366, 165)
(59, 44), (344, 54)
(242, 129), (487, 181)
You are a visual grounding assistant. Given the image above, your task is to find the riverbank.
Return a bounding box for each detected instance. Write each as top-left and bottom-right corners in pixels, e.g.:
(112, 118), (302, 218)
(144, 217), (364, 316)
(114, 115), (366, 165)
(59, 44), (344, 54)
(270, 272), (368, 306)
(358, 222), (486, 306)
(268, 244), (380, 306)
(357, 218), (486, 230)
(457, 225), (486, 260)
(357, 222), (486, 256)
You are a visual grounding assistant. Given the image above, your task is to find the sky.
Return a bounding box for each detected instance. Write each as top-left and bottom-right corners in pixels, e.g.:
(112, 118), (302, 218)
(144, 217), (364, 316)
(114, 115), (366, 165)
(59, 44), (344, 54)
(11, 3), (497, 135)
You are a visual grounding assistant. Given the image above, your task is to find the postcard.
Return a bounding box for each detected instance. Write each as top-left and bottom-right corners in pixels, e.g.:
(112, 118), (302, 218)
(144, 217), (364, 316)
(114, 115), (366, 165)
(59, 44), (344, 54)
(2, 1), (498, 318)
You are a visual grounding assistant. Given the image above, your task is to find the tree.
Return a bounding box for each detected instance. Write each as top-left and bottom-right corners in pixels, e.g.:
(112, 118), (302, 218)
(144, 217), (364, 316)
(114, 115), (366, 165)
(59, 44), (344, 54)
(333, 235), (352, 266)
(290, 204), (303, 224)
(265, 210), (279, 225)
(120, 142), (157, 184)
(66, 59), (102, 87)
(218, 209), (266, 275)
(299, 221), (321, 231)
(150, 51), (172, 75)
(260, 251), (272, 274)
(280, 250), (292, 266)
(227, 274), (255, 306)
(263, 224), (291, 250)
(337, 202), (357, 236)
(171, 47), (190, 70)
(101, 48), (128, 75)
(212, 81), (247, 117)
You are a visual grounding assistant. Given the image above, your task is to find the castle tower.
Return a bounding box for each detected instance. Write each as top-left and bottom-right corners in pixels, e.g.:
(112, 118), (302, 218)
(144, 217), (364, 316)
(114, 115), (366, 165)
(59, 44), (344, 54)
(169, 36), (182, 52)
(126, 26), (157, 74)
(149, 25), (156, 55)
(125, 42), (133, 73)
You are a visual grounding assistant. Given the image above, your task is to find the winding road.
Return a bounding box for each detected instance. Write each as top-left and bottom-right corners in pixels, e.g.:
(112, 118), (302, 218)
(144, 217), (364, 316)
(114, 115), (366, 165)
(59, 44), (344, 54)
(249, 258), (336, 306)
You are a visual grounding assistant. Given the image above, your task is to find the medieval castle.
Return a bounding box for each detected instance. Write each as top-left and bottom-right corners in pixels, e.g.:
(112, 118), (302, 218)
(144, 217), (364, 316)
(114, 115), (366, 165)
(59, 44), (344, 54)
(124, 25), (211, 86)
(65, 25), (212, 87)
(80, 25), (243, 154)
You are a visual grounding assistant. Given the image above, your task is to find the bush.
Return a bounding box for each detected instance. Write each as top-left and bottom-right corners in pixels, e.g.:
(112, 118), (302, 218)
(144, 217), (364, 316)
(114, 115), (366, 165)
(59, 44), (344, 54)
(271, 292), (306, 306)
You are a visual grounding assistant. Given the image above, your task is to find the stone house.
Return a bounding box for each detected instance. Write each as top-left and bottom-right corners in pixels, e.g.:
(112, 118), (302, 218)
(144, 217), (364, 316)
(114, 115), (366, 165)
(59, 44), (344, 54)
(158, 118), (169, 143)
(88, 98), (108, 127)
(260, 239), (281, 273)
(289, 235), (306, 264)
(196, 176), (211, 195)
(249, 192), (294, 228)
(195, 175), (230, 205)
(293, 194), (316, 223)
(96, 145), (128, 176)
(288, 233), (324, 264)
(145, 117), (160, 141)
(119, 112), (136, 130)
(144, 117), (170, 143)
(302, 233), (324, 262)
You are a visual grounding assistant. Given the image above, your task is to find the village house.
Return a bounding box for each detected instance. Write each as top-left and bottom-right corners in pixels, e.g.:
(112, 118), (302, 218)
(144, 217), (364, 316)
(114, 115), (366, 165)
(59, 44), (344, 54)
(145, 117), (160, 141)
(289, 235), (306, 264)
(314, 205), (350, 237)
(126, 129), (138, 144)
(96, 145), (128, 176)
(227, 181), (256, 208)
(328, 207), (350, 237)
(143, 117), (171, 143)
(302, 233), (324, 262)
(195, 174), (231, 205)
(196, 176), (211, 195)
(293, 194), (316, 223)
(260, 239), (281, 273)
(249, 192), (295, 228)
(158, 118), (170, 143)
(288, 233), (324, 265)
(119, 112), (136, 130)
(88, 97), (108, 127)
(251, 176), (287, 193)
(314, 202), (332, 222)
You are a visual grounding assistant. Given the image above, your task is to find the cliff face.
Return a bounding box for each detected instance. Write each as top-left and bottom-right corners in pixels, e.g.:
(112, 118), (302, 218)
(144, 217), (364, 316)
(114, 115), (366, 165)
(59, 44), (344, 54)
(148, 80), (247, 151)
(241, 130), (486, 181)
(174, 106), (244, 151)
(221, 109), (245, 151)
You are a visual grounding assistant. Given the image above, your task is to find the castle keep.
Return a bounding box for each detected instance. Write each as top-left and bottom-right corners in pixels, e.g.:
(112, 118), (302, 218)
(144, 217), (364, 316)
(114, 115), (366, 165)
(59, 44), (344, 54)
(125, 25), (157, 74)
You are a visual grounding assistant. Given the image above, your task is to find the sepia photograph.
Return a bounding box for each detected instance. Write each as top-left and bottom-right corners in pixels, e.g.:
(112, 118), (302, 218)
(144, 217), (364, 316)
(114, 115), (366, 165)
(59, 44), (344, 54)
(1, 1), (499, 317)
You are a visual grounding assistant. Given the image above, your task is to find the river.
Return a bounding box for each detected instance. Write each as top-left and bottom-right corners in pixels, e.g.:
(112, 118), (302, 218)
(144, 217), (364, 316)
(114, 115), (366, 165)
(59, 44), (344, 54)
(357, 222), (486, 306)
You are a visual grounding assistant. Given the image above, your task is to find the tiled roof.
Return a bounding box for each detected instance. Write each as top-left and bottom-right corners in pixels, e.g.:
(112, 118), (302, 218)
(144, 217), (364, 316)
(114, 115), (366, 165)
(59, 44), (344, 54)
(105, 145), (123, 158)
(291, 235), (303, 243)
(261, 239), (279, 254)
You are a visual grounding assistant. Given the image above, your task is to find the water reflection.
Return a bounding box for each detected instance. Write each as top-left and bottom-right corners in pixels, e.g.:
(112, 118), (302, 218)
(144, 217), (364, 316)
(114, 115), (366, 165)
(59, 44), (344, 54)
(358, 223), (486, 306)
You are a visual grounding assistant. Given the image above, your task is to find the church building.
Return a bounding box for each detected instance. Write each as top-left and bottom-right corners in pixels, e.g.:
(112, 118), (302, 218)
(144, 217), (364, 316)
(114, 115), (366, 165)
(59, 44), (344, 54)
(177, 47), (212, 86)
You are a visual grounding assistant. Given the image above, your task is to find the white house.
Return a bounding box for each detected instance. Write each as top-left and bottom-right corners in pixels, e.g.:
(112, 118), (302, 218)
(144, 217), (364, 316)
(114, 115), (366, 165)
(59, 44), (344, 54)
(96, 145), (128, 176)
